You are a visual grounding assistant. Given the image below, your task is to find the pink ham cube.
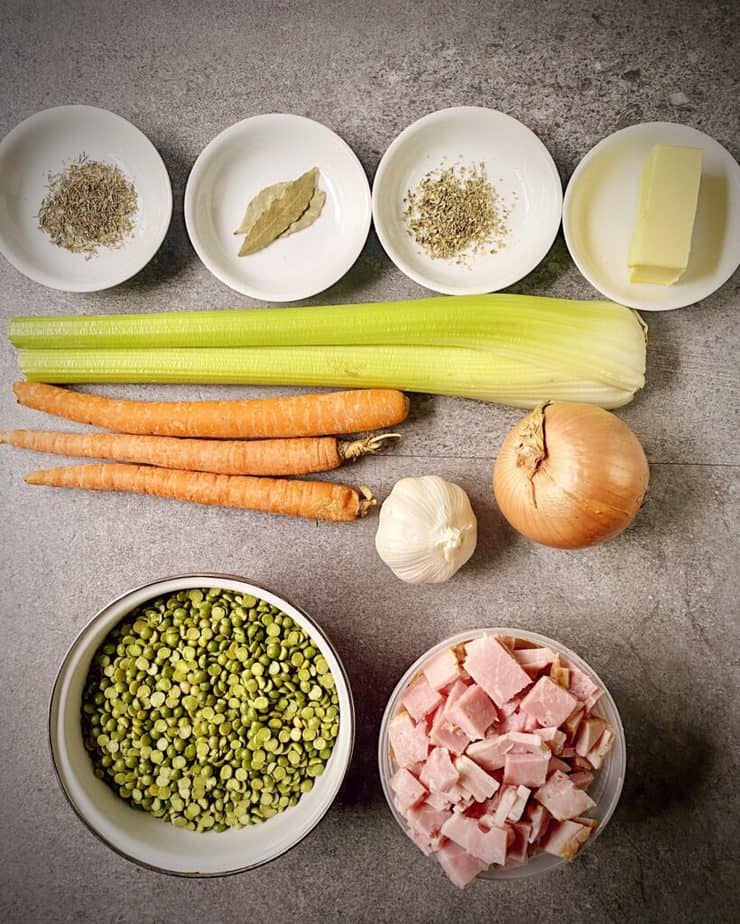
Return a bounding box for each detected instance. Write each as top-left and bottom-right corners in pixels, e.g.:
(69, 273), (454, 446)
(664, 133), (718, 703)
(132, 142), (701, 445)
(504, 752), (549, 787)
(532, 726), (566, 755)
(436, 841), (488, 889)
(499, 731), (551, 756)
(420, 747), (459, 794)
(429, 706), (470, 755)
(446, 684), (498, 741)
(534, 770), (596, 821)
(506, 785), (531, 822)
(497, 710), (528, 734)
(492, 785), (519, 827)
(525, 802), (552, 844)
(519, 676), (578, 729)
(408, 827), (441, 856)
(586, 727), (616, 769)
(463, 635), (532, 707)
(407, 802), (451, 839)
(569, 770), (595, 790)
(389, 711), (429, 768)
(547, 756), (571, 774)
(454, 754), (500, 801)
(575, 716), (607, 757)
(401, 676), (443, 722)
(541, 819), (592, 859)
(389, 767), (427, 812)
(422, 648), (462, 691)
(425, 790), (453, 811)
(441, 813), (508, 866)
(504, 821), (532, 865)
(563, 706), (585, 741)
(513, 646), (556, 674)
(562, 659), (603, 709)
(466, 735), (510, 772)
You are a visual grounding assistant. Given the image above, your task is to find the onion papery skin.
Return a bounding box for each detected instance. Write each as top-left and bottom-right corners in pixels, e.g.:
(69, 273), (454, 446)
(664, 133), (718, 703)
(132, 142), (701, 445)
(493, 403), (649, 549)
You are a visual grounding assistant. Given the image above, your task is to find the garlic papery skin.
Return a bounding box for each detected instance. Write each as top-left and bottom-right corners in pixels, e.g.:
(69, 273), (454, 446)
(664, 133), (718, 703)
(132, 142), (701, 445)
(375, 475), (477, 583)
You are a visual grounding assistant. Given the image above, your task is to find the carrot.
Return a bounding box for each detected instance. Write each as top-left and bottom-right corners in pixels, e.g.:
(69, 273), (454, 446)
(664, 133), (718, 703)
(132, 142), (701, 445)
(12, 382), (409, 438)
(24, 463), (375, 522)
(1, 429), (400, 476)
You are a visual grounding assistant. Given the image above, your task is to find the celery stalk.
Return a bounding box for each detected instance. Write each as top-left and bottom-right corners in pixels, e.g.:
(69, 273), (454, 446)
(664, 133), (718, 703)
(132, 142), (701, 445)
(18, 343), (641, 408)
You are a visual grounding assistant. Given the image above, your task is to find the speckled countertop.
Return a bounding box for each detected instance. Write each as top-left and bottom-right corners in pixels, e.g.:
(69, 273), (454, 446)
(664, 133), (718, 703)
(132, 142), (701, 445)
(1, 1), (738, 921)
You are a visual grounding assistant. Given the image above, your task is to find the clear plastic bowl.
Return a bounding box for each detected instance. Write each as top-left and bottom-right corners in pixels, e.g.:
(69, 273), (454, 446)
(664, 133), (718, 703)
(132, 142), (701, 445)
(378, 627), (626, 881)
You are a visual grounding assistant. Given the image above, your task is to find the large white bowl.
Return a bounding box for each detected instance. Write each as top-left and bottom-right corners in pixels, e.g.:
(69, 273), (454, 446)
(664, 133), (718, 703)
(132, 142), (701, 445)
(378, 627), (626, 881)
(0, 105), (172, 292)
(372, 107), (563, 295)
(563, 121), (740, 311)
(49, 574), (355, 876)
(184, 114), (371, 301)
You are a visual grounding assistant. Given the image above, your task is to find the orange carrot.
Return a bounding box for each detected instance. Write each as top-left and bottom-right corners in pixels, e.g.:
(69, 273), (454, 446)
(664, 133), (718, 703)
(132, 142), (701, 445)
(24, 463), (375, 522)
(1, 429), (399, 476)
(13, 382), (409, 438)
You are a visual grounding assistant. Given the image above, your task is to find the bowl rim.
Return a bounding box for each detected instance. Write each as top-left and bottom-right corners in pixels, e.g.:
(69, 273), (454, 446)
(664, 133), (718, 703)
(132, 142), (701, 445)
(0, 104), (173, 292)
(371, 105), (563, 295)
(377, 626), (626, 881)
(183, 111), (372, 301)
(49, 571), (356, 878)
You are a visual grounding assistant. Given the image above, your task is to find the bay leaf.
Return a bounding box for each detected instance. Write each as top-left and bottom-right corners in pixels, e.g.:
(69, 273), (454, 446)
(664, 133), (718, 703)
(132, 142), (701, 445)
(237, 167), (317, 257)
(233, 180), (288, 236)
(279, 187), (326, 238)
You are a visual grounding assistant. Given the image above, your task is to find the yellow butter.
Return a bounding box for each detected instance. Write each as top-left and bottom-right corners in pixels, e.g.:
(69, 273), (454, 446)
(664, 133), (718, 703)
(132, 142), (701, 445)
(628, 144), (702, 285)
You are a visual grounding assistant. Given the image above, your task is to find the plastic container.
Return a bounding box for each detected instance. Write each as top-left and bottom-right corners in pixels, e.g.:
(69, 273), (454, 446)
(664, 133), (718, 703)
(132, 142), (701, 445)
(378, 627), (626, 880)
(49, 573), (355, 877)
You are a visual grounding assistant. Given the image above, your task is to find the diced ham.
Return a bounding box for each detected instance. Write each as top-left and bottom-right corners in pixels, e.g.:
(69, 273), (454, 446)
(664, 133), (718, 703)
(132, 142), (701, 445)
(547, 756), (571, 774)
(525, 802), (551, 844)
(425, 790), (453, 811)
(389, 711), (428, 768)
(513, 647), (556, 673)
(499, 697), (521, 718)
(466, 735), (510, 772)
(464, 635), (532, 707)
(444, 678), (471, 712)
(519, 676), (579, 729)
(507, 785), (531, 822)
(389, 767), (427, 812)
(541, 820), (592, 859)
(420, 747), (459, 794)
(447, 782), (475, 807)
(575, 716), (607, 757)
(504, 752), (549, 787)
(574, 816), (599, 829)
(401, 676), (443, 722)
(436, 840), (488, 889)
(497, 710), (529, 734)
(492, 785), (519, 827)
(561, 747), (576, 758)
(446, 684), (498, 741)
(408, 827), (442, 855)
(571, 754), (594, 771)
(440, 813), (508, 866)
(430, 705), (470, 755)
(561, 659), (603, 709)
(500, 731), (551, 756)
(407, 802), (451, 839)
(423, 648), (462, 691)
(455, 755), (500, 801)
(534, 770), (596, 821)
(569, 770), (595, 790)
(504, 821), (532, 865)
(563, 707), (585, 741)
(586, 727), (616, 770)
(532, 726), (566, 755)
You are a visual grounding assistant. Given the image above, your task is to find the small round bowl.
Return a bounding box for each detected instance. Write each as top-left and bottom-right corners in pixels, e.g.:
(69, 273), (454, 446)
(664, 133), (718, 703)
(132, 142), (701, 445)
(563, 121), (740, 311)
(184, 113), (371, 301)
(372, 107), (562, 295)
(378, 627), (625, 881)
(49, 573), (355, 877)
(0, 105), (172, 292)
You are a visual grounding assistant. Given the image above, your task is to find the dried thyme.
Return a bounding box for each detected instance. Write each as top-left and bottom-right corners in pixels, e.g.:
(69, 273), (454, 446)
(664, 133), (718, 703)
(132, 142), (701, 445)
(403, 161), (511, 264)
(37, 156), (138, 259)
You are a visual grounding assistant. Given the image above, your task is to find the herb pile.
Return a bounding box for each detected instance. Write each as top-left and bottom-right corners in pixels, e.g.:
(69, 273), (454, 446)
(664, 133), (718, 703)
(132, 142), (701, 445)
(82, 587), (340, 832)
(37, 156), (138, 258)
(403, 161), (511, 263)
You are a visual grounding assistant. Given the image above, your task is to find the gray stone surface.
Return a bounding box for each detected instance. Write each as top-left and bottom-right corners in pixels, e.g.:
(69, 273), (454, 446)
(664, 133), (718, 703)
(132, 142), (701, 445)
(1, 1), (738, 921)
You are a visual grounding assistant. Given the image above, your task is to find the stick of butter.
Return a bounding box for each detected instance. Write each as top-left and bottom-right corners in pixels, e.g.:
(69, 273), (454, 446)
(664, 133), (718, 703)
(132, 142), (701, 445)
(628, 144), (703, 285)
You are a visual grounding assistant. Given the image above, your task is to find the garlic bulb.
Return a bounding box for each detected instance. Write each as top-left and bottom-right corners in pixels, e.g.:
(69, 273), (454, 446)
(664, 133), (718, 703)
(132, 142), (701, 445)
(375, 475), (477, 584)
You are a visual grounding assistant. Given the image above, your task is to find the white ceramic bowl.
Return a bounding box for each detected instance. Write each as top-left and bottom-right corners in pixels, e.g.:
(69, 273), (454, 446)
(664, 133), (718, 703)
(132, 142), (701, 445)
(0, 105), (172, 292)
(563, 121), (740, 311)
(378, 627), (626, 881)
(184, 114), (371, 301)
(49, 574), (355, 876)
(372, 107), (563, 295)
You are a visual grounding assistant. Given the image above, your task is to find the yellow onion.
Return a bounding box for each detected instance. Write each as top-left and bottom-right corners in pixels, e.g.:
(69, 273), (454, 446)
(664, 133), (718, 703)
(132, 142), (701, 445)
(493, 403), (649, 549)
